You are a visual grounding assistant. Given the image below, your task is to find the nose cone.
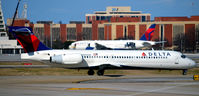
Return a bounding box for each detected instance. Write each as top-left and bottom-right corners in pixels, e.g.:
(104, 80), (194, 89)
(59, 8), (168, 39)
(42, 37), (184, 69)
(69, 45), (72, 49)
(189, 59), (197, 68)
(69, 44), (76, 49)
(69, 44), (74, 49)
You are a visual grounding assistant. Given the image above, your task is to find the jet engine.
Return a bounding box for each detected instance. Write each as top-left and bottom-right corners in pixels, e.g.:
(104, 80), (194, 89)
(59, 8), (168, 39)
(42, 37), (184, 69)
(50, 54), (82, 64)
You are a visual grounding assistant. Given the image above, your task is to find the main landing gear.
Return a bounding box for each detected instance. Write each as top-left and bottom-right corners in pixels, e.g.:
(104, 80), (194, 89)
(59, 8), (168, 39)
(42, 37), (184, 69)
(88, 69), (95, 75)
(97, 69), (104, 76)
(87, 69), (105, 76)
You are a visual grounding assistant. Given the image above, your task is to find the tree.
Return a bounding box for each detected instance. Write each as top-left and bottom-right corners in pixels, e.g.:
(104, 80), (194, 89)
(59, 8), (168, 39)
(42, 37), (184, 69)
(196, 28), (199, 52)
(173, 33), (185, 52)
(185, 28), (196, 52)
(152, 38), (163, 50)
(43, 36), (51, 48)
(63, 41), (75, 49)
(52, 39), (64, 49)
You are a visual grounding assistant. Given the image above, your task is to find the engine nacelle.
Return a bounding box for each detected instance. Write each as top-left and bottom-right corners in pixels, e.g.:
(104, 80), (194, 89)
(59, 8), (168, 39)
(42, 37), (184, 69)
(50, 54), (82, 64)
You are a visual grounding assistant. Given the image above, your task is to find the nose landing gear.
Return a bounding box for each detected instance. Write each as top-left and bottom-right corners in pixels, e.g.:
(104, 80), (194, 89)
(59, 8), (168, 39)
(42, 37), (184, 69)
(97, 69), (104, 76)
(182, 69), (188, 75)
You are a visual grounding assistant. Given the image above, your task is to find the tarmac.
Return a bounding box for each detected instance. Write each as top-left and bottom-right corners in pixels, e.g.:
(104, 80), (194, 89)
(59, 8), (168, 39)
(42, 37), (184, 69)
(0, 53), (198, 96)
(0, 54), (21, 61)
(0, 75), (199, 96)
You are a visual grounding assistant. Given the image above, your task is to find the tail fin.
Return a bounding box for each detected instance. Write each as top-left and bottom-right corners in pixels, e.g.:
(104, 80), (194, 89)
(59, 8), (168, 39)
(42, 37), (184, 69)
(140, 24), (156, 41)
(8, 26), (51, 53)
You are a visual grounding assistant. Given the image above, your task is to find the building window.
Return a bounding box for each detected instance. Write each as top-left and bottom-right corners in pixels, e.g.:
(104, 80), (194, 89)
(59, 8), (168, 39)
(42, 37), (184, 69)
(52, 28), (60, 41)
(2, 49), (14, 54)
(196, 24), (199, 46)
(82, 27), (92, 40)
(0, 29), (4, 31)
(98, 28), (104, 40)
(96, 16), (100, 20)
(107, 16), (112, 22)
(161, 24), (164, 42)
(0, 25), (4, 28)
(67, 28), (76, 40)
(0, 33), (6, 37)
(142, 16), (146, 22)
(87, 16), (90, 24)
(101, 16), (106, 20)
(173, 25), (184, 44)
(34, 27), (45, 43)
(15, 49), (20, 54)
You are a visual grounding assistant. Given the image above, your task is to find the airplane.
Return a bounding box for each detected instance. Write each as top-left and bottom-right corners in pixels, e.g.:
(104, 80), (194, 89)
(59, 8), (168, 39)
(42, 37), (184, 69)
(8, 26), (196, 76)
(69, 24), (164, 50)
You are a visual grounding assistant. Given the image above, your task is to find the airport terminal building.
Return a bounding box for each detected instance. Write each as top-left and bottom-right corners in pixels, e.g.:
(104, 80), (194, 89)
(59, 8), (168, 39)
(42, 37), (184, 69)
(5, 6), (199, 52)
(0, 0), (22, 55)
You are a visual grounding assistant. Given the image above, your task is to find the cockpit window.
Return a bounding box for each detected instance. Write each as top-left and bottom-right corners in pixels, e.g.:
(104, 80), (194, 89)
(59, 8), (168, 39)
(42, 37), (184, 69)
(181, 55), (186, 59)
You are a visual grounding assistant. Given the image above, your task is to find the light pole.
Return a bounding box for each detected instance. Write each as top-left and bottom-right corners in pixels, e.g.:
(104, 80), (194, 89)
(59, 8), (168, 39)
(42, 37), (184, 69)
(124, 25), (127, 40)
(0, 45), (2, 54)
(161, 24), (164, 50)
(14, 46), (16, 54)
(50, 24), (53, 48)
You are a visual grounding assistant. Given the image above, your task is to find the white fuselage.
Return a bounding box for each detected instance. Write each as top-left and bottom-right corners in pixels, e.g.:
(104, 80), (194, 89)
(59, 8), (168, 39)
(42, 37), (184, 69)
(21, 50), (196, 70)
(69, 40), (156, 50)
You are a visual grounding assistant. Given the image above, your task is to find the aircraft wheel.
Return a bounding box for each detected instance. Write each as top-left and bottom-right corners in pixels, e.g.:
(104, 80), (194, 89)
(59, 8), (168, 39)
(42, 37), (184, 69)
(88, 69), (95, 75)
(97, 69), (104, 76)
(182, 69), (188, 75)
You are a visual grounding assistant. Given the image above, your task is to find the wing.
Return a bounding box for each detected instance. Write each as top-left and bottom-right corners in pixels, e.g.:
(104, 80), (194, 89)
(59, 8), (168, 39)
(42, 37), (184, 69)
(155, 41), (167, 44)
(89, 63), (121, 69)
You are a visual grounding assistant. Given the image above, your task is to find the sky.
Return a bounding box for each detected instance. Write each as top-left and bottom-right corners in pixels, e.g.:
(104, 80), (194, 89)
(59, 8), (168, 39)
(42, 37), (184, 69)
(2, 0), (199, 24)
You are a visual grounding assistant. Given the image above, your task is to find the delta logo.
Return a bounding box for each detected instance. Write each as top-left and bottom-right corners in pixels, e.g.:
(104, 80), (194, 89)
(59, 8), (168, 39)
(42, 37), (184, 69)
(142, 52), (146, 56)
(142, 52), (171, 57)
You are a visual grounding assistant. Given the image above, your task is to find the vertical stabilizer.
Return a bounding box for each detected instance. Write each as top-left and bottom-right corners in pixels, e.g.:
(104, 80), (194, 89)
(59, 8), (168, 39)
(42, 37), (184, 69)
(8, 26), (51, 53)
(140, 24), (156, 41)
